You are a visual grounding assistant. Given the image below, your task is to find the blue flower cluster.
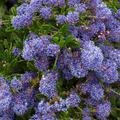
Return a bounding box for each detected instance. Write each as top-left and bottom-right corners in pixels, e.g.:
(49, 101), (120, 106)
(0, 77), (12, 113)
(31, 91), (80, 120)
(39, 71), (59, 98)
(0, 72), (37, 118)
(12, 48), (21, 57)
(81, 41), (104, 71)
(1, 0), (119, 119)
(82, 108), (91, 120)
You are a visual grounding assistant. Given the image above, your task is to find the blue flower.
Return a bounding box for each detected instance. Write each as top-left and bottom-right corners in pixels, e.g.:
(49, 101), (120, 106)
(39, 71), (59, 98)
(67, 12), (79, 24)
(40, 7), (52, 20)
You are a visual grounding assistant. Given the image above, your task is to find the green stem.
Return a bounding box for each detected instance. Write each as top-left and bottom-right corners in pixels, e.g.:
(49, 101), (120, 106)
(53, 53), (59, 70)
(111, 89), (120, 97)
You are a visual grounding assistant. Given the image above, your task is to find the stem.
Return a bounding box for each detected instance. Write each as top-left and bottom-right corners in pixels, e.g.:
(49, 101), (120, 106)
(77, 107), (82, 112)
(114, 107), (120, 111)
(53, 53), (59, 70)
(110, 89), (120, 97)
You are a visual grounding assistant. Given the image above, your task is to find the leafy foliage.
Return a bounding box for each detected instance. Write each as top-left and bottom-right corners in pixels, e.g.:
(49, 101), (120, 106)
(0, 0), (120, 120)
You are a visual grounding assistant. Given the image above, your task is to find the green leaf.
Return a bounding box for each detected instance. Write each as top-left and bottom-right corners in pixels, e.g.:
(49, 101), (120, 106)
(52, 36), (60, 44)
(59, 39), (65, 48)
(10, 6), (17, 16)
(27, 61), (37, 71)
(59, 24), (69, 35)
(65, 35), (80, 48)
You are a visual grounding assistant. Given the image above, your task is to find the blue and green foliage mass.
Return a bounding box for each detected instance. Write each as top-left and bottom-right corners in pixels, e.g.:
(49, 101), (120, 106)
(0, 0), (120, 120)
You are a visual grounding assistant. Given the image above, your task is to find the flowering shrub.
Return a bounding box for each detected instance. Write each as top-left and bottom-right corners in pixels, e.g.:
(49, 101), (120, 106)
(0, 0), (120, 120)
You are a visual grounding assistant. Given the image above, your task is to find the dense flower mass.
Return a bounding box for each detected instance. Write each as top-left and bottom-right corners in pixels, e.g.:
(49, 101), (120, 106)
(69, 59), (88, 78)
(66, 11), (79, 24)
(40, 7), (52, 20)
(17, 3), (29, 15)
(82, 107), (92, 120)
(66, 91), (81, 108)
(81, 41), (104, 70)
(10, 77), (23, 91)
(0, 77), (12, 113)
(13, 88), (35, 116)
(46, 44), (60, 57)
(96, 101), (111, 119)
(39, 70), (59, 98)
(0, 0), (120, 119)
(12, 14), (33, 29)
(34, 56), (49, 72)
(95, 59), (118, 83)
(56, 15), (67, 24)
(90, 83), (104, 101)
(22, 37), (46, 60)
